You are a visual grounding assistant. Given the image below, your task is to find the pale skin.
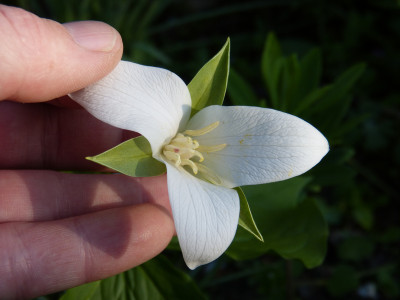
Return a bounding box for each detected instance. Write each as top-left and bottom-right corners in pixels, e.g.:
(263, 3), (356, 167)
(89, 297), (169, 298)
(0, 5), (174, 299)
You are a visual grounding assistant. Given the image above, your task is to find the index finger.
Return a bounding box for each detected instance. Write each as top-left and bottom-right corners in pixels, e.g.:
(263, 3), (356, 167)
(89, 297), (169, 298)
(0, 100), (138, 170)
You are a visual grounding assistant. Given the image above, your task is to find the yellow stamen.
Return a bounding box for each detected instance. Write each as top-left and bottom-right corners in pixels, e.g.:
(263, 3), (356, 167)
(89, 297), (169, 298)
(183, 121), (220, 136)
(197, 143), (227, 153)
(162, 120), (225, 185)
(163, 150), (181, 166)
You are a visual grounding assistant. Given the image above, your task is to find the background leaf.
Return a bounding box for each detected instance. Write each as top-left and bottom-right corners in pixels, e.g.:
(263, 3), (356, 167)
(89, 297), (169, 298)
(327, 265), (359, 297)
(188, 38), (230, 116)
(227, 68), (260, 106)
(227, 177), (328, 268)
(61, 255), (206, 300)
(298, 48), (322, 99)
(261, 32), (282, 108)
(87, 136), (166, 177)
(60, 281), (101, 300)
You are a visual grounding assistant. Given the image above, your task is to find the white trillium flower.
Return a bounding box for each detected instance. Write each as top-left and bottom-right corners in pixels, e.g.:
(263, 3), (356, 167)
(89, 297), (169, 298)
(70, 61), (329, 269)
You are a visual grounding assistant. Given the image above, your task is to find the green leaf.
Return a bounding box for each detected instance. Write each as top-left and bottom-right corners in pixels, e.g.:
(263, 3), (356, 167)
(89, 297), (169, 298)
(87, 136), (166, 177)
(378, 267), (400, 298)
(227, 68), (260, 106)
(311, 148), (357, 186)
(292, 85), (332, 116)
(337, 236), (375, 262)
(327, 265), (359, 297)
(307, 63), (366, 115)
(329, 112), (370, 140)
(61, 255), (206, 300)
(227, 177), (328, 268)
(298, 48), (322, 100)
(261, 32), (283, 108)
(188, 38), (230, 117)
(60, 281), (101, 300)
(235, 187), (264, 242)
(140, 255), (205, 299)
(280, 54), (301, 112)
(166, 236), (180, 250)
(353, 203), (374, 230)
(330, 63), (366, 101)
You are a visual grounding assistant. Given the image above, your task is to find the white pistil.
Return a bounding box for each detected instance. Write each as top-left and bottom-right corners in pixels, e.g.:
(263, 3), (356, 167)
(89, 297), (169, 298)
(181, 159), (199, 174)
(197, 144), (227, 153)
(196, 164), (222, 185)
(162, 121), (227, 184)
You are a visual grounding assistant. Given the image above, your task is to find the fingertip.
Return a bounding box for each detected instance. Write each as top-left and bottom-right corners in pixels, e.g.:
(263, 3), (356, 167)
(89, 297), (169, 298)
(0, 5), (123, 102)
(0, 204), (174, 299)
(63, 21), (120, 52)
(76, 203), (175, 280)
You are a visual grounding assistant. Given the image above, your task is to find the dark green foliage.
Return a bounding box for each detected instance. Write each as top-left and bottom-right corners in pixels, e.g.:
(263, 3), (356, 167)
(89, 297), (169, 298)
(60, 255), (206, 300)
(228, 177), (328, 269)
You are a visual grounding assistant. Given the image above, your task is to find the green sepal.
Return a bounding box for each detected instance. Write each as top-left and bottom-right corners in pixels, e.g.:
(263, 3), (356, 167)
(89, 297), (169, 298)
(87, 136), (166, 177)
(235, 187), (264, 242)
(188, 38), (230, 117)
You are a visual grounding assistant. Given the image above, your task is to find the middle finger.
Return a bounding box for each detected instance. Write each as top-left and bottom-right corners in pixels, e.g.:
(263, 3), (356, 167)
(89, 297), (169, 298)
(0, 170), (170, 222)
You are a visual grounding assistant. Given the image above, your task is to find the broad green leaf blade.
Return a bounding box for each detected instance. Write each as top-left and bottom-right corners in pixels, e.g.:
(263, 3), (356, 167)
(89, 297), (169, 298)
(267, 57), (285, 109)
(330, 112), (370, 140)
(261, 32), (283, 108)
(298, 48), (322, 100)
(61, 255), (206, 300)
(60, 281), (101, 300)
(281, 54), (301, 112)
(293, 85), (332, 116)
(327, 265), (359, 297)
(310, 148), (357, 187)
(329, 63), (366, 101)
(87, 136), (166, 177)
(235, 187), (264, 242)
(227, 68), (260, 106)
(141, 255), (206, 299)
(307, 63), (366, 115)
(318, 95), (353, 133)
(188, 38), (230, 116)
(166, 236), (181, 250)
(227, 177), (328, 268)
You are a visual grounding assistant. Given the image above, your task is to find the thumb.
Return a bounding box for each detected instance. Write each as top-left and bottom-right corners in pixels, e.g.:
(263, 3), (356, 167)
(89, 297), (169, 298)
(0, 5), (123, 102)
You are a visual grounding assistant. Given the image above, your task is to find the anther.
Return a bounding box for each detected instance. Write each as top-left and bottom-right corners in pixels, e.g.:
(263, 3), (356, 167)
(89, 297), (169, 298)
(162, 120), (224, 184)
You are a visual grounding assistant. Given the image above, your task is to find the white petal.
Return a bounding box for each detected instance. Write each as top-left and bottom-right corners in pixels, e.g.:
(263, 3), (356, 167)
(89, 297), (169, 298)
(187, 106), (329, 188)
(165, 164), (240, 269)
(70, 61), (191, 154)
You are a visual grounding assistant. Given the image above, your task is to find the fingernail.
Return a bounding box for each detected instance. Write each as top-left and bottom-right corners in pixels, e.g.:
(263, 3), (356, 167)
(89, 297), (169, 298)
(63, 21), (118, 52)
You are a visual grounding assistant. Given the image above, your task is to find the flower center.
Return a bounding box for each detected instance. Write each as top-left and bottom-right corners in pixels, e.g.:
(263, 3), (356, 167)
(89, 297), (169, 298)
(162, 121), (226, 185)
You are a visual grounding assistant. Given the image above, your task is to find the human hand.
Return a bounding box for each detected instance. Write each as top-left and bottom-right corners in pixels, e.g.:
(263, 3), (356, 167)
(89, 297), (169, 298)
(0, 5), (174, 299)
